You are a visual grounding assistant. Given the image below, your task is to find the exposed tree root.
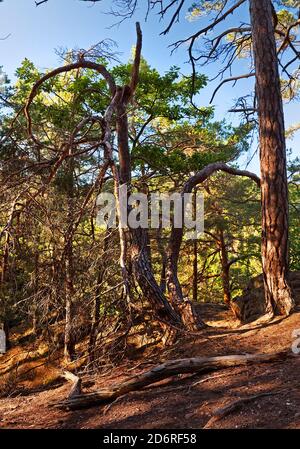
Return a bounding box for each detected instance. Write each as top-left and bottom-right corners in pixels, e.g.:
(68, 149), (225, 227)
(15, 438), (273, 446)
(52, 351), (286, 410)
(203, 391), (281, 428)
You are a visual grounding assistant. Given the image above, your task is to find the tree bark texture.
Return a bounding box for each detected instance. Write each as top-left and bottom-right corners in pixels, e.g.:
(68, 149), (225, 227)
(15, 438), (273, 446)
(249, 0), (294, 316)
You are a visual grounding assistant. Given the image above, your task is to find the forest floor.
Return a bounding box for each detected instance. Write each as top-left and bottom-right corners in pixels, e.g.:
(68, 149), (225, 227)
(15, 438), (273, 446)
(1, 303), (300, 429)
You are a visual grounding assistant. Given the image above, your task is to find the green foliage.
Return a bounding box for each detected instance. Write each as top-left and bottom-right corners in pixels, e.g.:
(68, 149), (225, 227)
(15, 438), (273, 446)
(289, 158), (300, 271)
(1, 46), (298, 339)
(275, 0), (300, 9)
(187, 1), (224, 20)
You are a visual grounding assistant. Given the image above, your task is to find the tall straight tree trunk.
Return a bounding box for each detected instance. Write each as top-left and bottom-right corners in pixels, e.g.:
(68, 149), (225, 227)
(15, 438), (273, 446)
(88, 267), (104, 363)
(193, 239), (198, 303)
(156, 225), (167, 294)
(64, 159), (76, 363)
(32, 250), (40, 335)
(249, 0), (294, 315)
(218, 229), (231, 307)
(0, 232), (11, 349)
(64, 237), (75, 362)
(193, 188), (198, 303)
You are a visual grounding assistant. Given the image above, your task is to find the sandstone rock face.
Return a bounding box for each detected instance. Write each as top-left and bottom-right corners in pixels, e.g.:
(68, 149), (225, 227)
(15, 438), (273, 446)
(231, 272), (300, 323)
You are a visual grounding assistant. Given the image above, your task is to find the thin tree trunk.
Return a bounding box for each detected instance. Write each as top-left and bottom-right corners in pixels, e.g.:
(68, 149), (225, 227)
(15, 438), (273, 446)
(193, 189), (198, 303)
(32, 250), (40, 335)
(88, 269), (103, 364)
(1, 232), (11, 349)
(88, 233), (109, 363)
(218, 229), (231, 307)
(1, 232), (9, 286)
(193, 239), (198, 303)
(166, 227), (203, 330)
(64, 160), (76, 363)
(64, 238), (75, 362)
(165, 164), (260, 328)
(156, 225), (167, 294)
(249, 0), (294, 316)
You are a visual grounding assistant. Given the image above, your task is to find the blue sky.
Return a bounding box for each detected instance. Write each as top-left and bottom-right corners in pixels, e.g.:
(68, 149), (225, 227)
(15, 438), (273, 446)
(1, 0), (299, 174)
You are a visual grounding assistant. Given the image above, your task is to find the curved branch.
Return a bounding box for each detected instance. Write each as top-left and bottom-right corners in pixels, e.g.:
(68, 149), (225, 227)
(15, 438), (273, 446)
(277, 19), (300, 54)
(210, 73), (255, 104)
(24, 60), (116, 145)
(183, 163), (261, 193)
(166, 163), (260, 305)
(207, 27), (252, 61)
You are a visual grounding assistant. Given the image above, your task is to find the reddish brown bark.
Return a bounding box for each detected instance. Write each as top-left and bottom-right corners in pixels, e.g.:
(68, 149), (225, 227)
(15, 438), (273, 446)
(249, 0), (294, 316)
(193, 238), (198, 303)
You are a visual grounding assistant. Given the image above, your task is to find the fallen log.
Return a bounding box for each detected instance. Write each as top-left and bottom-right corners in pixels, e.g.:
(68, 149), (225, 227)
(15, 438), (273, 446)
(53, 352), (286, 410)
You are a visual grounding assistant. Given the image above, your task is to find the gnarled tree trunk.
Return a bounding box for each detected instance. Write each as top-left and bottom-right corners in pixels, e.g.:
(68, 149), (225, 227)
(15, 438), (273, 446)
(115, 88), (183, 329)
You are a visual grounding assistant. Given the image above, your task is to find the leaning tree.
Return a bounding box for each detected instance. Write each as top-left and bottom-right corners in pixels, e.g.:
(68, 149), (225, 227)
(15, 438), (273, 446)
(31, 0), (298, 318)
(2, 0), (296, 329)
(0, 21), (261, 335)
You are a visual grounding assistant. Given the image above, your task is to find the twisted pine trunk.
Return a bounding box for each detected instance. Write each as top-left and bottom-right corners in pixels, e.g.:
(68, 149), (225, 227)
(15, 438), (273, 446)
(249, 0), (294, 316)
(115, 93), (183, 329)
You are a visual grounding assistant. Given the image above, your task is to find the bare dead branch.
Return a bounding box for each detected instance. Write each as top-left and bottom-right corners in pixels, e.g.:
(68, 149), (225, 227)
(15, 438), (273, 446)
(210, 73), (255, 103)
(277, 19), (300, 55)
(204, 391), (281, 428)
(53, 352), (286, 410)
(172, 0), (247, 48)
(130, 22), (142, 94)
(160, 0), (185, 35)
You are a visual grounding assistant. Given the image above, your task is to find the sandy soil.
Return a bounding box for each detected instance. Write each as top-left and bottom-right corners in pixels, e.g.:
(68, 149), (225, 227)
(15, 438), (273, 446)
(1, 304), (300, 429)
